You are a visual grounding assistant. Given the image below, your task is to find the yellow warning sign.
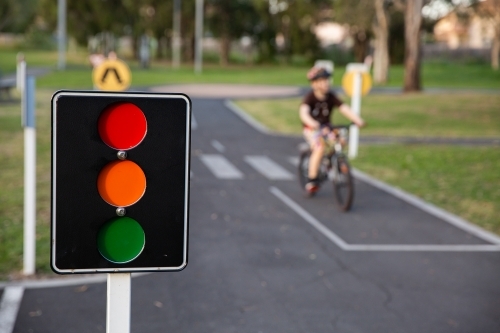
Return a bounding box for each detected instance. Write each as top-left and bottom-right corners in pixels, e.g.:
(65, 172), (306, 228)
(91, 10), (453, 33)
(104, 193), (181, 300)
(92, 59), (131, 91)
(341, 71), (372, 97)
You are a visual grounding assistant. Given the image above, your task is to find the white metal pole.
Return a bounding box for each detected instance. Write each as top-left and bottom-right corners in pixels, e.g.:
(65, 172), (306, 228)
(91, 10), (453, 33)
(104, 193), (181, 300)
(57, 0), (67, 70)
(107, 273), (131, 333)
(16, 56), (25, 92)
(194, 0), (204, 74)
(348, 72), (362, 159)
(23, 76), (36, 276)
(172, 0), (181, 68)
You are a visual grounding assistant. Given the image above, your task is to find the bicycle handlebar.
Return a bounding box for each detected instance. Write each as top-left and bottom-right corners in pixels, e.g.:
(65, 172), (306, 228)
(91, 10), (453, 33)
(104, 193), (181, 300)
(322, 123), (354, 130)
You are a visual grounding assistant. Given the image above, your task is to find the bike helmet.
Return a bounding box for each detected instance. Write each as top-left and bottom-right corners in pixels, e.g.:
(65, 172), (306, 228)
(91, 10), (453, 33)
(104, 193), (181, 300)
(307, 66), (332, 81)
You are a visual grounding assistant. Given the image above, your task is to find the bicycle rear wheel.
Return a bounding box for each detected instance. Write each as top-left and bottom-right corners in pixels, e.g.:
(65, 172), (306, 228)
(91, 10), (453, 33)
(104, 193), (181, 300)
(332, 155), (354, 211)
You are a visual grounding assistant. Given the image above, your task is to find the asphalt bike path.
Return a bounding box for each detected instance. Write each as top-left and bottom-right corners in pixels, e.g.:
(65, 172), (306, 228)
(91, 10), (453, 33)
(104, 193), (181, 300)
(3, 97), (500, 332)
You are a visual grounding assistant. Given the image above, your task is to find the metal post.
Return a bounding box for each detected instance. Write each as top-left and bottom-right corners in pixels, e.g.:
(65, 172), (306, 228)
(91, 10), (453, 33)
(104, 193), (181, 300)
(348, 72), (362, 159)
(16, 55), (25, 92)
(107, 273), (131, 333)
(194, 0), (204, 74)
(172, 0), (181, 68)
(57, 0), (67, 70)
(23, 76), (36, 276)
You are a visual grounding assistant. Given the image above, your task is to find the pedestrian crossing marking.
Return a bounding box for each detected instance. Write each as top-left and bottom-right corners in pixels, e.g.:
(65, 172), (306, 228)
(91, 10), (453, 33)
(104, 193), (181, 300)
(244, 156), (294, 180)
(199, 154), (244, 179)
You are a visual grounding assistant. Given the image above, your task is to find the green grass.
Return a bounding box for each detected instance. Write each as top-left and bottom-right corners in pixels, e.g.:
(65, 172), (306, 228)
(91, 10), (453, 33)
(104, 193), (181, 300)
(235, 94), (500, 137)
(0, 90), (52, 280)
(1, 49), (500, 89)
(352, 145), (500, 234)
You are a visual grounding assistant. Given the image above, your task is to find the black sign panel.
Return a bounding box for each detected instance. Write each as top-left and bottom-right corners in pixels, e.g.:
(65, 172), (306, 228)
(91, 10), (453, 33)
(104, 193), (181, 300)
(51, 91), (190, 274)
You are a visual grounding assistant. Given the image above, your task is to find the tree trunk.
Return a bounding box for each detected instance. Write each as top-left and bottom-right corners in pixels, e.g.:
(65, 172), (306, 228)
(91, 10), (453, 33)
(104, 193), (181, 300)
(492, 25), (500, 70)
(220, 34), (230, 66)
(404, 0), (423, 92)
(373, 0), (390, 84)
(353, 30), (369, 62)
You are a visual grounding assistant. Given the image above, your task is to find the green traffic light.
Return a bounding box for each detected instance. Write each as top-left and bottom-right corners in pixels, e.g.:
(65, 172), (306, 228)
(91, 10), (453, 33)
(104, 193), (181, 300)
(97, 217), (145, 264)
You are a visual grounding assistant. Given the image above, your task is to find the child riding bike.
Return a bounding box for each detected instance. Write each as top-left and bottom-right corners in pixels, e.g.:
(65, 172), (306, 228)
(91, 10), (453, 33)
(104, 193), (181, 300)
(299, 66), (366, 194)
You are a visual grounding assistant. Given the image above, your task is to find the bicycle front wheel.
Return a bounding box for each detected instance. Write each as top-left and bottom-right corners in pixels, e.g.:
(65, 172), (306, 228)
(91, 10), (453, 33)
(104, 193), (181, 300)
(332, 155), (354, 211)
(298, 150), (311, 189)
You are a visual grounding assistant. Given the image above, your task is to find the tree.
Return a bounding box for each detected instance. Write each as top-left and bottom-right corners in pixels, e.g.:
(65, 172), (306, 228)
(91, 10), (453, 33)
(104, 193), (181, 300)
(333, 0), (397, 84)
(206, 0), (259, 66)
(403, 0), (424, 92)
(474, 0), (500, 69)
(333, 0), (375, 63)
(0, 0), (37, 33)
(373, 0), (390, 83)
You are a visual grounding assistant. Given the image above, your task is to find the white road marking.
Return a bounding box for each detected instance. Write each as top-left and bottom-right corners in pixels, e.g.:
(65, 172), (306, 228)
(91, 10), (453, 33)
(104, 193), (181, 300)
(245, 156), (294, 180)
(191, 114), (198, 130)
(224, 100), (271, 134)
(269, 186), (500, 252)
(0, 286), (24, 333)
(200, 154), (244, 179)
(211, 140), (226, 153)
(351, 168), (500, 245)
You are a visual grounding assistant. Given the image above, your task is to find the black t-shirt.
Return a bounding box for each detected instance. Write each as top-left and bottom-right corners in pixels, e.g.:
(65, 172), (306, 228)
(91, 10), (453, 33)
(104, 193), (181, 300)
(301, 90), (343, 126)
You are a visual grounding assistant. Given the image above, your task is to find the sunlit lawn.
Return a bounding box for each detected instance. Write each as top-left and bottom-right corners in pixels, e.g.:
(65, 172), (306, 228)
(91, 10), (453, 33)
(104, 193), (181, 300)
(235, 94), (500, 137)
(1, 48), (499, 89)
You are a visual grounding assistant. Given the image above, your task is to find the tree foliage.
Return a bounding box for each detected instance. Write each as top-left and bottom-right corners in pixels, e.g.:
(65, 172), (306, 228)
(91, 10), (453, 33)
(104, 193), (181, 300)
(0, 0), (37, 33)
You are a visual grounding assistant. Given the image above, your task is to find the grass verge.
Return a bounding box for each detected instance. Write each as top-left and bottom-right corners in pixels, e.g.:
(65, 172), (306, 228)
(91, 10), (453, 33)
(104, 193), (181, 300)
(234, 93), (500, 137)
(0, 90), (52, 280)
(352, 145), (500, 234)
(1, 48), (500, 89)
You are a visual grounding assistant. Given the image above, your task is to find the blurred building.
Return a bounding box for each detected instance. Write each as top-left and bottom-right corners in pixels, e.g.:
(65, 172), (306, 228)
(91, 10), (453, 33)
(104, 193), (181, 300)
(313, 22), (348, 48)
(433, 5), (495, 49)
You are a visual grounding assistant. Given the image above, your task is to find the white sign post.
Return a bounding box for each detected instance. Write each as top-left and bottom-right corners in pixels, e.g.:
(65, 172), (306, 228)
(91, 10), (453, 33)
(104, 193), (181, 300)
(23, 75), (36, 276)
(107, 273), (131, 333)
(16, 55), (25, 92)
(342, 63), (371, 159)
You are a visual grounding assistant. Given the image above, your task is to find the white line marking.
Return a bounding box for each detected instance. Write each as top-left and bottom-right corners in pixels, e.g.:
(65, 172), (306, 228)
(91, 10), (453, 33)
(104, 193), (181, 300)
(224, 100), (271, 134)
(200, 154), (244, 179)
(0, 286), (24, 333)
(351, 168), (500, 245)
(191, 114), (198, 130)
(270, 186), (349, 250)
(346, 244), (500, 252)
(269, 186), (500, 252)
(245, 156), (294, 180)
(211, 140), (226, 153)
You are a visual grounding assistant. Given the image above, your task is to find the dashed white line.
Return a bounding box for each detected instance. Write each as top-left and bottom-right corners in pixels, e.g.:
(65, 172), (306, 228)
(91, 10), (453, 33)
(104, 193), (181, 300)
(245, 156), (294, 180)
(200, 154), (244, 179)
(211, 140), (226, 153)
(0, 286), (24, 333)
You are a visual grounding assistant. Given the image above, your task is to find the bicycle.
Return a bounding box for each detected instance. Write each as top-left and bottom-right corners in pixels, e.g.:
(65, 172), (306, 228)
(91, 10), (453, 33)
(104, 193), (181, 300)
(297, 124), (354, 212)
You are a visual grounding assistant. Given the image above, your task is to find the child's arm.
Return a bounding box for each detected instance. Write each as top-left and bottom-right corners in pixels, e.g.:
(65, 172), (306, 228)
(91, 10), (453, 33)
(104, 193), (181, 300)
(338, 104), (366, 127)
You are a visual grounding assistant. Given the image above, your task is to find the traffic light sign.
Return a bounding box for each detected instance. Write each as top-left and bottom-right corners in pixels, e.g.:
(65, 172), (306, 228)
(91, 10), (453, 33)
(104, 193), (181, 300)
(51, 91), (191, 273)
